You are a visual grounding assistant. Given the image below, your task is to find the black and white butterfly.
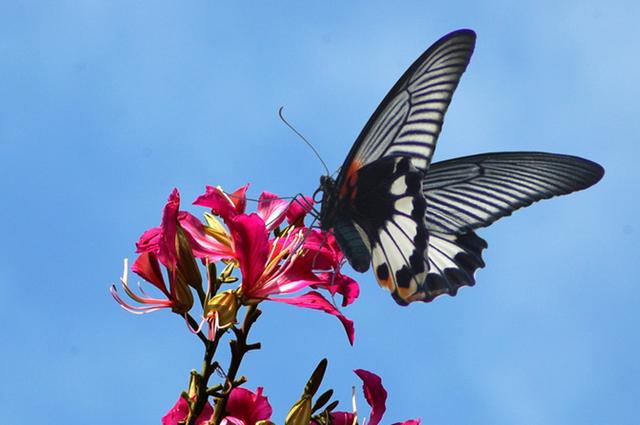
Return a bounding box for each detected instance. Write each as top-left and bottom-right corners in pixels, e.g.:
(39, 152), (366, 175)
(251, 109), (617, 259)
(317, 29), (604, 305)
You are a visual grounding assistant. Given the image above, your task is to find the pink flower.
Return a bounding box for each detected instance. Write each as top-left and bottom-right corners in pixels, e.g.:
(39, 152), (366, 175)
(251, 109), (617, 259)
(230, 213), (355, 345)
(331, 370), (420, 425)
(222, 387), (272, 425)
(161, 396), (213, 425)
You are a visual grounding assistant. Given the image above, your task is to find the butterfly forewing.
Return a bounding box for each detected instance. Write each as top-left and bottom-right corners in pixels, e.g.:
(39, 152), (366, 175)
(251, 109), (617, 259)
(340, 29), (476, 178)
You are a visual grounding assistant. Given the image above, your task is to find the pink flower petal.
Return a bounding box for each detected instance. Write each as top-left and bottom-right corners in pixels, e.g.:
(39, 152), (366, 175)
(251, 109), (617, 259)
(225, 387), (272, 424)
(330, 412), (356, 425)
(136, 189), (180, 268)
(159, 188), (180, 267)
(392, 420), (421, 425)
(178, 211), (235, 262)
(299, 230), (344, 271)
(229, 184), (249, 215)
(286, 195), (314, 225)
(314, 272), (360, 306)
(271, 291), (355, 345)
(354, 369), (388, 425)
(193, 184), (249, 221)
(257, 191), (289, 231)
(135, 226), (162, 254)
(229, 214), (269, 291)
(161, 396), (213, 425)
(131, 252), (169, 296)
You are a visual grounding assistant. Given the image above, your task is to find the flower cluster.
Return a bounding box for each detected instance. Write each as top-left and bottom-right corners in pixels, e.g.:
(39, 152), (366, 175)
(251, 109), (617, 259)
(112, 184), (420, 424)
(111, 185), (358, 344)
(161, 361), (419, 425)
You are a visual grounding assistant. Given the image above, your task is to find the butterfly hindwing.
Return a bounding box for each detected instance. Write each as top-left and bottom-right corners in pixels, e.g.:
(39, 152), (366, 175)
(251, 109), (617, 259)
(346, 156), (430, 303)
(423, 152), (605, 234)
(420, 230), (486, 302)
(406, 152), (604, 302)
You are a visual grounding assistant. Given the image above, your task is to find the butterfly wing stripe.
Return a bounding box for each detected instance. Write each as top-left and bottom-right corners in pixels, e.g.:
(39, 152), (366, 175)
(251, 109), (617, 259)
(423, 152), (604, 233)
(400, 231), (486, 304)
(336, 29), (475, 184)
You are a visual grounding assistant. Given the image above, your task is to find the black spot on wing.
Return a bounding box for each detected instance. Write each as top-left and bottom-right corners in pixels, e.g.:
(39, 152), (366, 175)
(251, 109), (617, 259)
(376, 263), (390, 281)
(406, 172), (421, 193)
(396, 266), (413, 288)
(409, 250), (425, 274)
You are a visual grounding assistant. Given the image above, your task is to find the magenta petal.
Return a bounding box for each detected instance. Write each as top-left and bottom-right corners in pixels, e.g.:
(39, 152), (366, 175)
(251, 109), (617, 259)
(354, 369), (388, 425)
(299, 230), (344, 271)
(134, 189), (181, 268)
(178, 211), (234, 261)
(158, 188), (180, 267)
(229, 214), (269, 291)
(286, 195), (314, 224)
(132, 252), (169, 296)
(229, 184), (249, 215)
(193, 184), (248, 221)
(226, 387), (272, 424)
(330, 412), (356, 425)
(392, 420), (421, 425)
(161, 396), (213, 425)
(193, 185), (235, 218)
(315, 272), (360, 307)
(271, 291), (355, 345)
(135, 226), (162, 254)
(257, 191), (289, 231)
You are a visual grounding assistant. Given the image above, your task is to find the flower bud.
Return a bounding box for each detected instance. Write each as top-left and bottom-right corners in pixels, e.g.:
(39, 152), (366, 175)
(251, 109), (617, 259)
(176, 226), (203, 290)
(285, 396), (312, 425)
(170, 271), (194, 314)
(204, 290), (239, 328)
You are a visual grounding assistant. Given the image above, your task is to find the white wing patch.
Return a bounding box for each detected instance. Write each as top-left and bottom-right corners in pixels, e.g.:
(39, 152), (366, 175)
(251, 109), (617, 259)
(369, 163), (430, 303)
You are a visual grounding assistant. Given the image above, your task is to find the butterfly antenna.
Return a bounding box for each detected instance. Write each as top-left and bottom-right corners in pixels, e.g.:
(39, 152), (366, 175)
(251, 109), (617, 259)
(278, 107), (331, 176)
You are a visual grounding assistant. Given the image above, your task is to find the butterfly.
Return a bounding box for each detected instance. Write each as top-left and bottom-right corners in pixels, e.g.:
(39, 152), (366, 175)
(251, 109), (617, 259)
(317, 29), (604, 305)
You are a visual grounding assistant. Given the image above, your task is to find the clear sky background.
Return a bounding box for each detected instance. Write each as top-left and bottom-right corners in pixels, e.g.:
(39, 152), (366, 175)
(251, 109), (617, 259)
(1, 1), (638, 424)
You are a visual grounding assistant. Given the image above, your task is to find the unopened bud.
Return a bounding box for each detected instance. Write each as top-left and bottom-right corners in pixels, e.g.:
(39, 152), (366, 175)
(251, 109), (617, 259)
(176, 226), (203, 290)
(170, 271), (194, 314)
(205, 290), (239, 328)
(285, 396), (312, 425)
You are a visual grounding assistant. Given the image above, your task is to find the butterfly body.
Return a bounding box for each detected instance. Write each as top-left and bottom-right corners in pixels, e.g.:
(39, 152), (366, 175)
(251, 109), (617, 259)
(317, 29), (604, 305)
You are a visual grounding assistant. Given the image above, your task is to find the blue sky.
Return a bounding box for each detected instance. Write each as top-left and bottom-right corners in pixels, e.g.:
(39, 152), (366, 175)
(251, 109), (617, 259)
(1, 1), (638, 424)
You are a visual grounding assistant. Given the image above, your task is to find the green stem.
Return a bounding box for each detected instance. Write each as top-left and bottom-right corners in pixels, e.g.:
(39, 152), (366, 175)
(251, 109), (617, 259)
(211, 305), (262, 425)
(184, 327), (226, 425)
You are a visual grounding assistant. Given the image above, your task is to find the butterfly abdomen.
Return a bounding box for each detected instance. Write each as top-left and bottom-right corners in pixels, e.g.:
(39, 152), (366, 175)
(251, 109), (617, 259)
(332, 215), (371, 273)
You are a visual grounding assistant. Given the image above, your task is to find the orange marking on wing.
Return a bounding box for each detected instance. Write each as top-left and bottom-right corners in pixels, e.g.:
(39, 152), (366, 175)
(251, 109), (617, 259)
(375, 273), (395, 292)
(339, 159), (363, 199)
(396, 285), (413, 301)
